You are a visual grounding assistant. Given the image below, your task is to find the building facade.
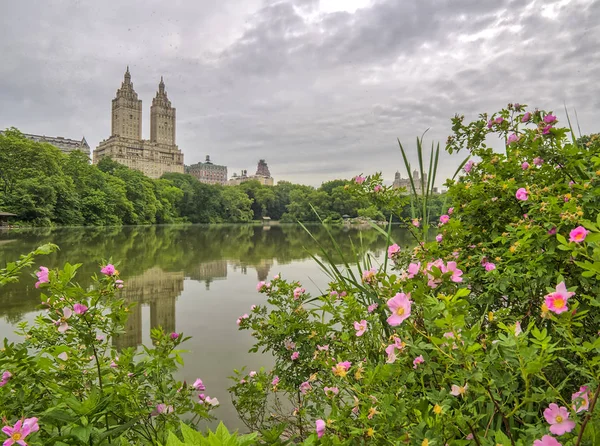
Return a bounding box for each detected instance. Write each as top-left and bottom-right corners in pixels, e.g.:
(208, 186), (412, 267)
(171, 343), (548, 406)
(186, 155), (228, 185)
(227, 159), (274, 186)
(393, 170), (438, 194)
(93, 68), (184, 179)
(0, 131), (90, 157)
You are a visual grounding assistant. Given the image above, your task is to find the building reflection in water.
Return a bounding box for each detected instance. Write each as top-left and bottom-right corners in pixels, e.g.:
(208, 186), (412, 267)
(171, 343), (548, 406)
(114, 267), (184, 350)
(113, 260), (271, 349)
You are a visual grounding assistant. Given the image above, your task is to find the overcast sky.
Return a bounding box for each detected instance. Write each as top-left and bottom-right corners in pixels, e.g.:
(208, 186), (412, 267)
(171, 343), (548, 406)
(1, 0), (598, 186)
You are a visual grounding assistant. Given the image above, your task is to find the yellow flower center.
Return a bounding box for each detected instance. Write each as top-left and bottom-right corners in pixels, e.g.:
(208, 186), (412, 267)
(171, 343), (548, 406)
(556, 415), (563, 423)
(396, 307), (405, 316)
(367, 428), (374, 437)
(554, 298), (564, 309)
(422, 440), (429, 446)
(12, 433), (21, 440)
(433, 404), (442, 415)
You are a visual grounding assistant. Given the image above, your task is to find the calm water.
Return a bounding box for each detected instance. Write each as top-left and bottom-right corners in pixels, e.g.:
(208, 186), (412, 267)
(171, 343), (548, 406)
(0, 224), (410, 430)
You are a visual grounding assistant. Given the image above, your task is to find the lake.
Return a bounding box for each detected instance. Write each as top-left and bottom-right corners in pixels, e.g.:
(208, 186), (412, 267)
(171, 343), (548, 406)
(0, 224), (411, 430)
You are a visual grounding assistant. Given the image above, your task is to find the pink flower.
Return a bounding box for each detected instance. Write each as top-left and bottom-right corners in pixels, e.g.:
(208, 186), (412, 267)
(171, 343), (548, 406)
(317, 344), (329, 351)
(507, 133), (519, 144)
(515, 187), (528, 201)
(572, 386), (590, 413)
(152, 403), (174, 416)
(522, 112), (531, 122)
(544, 114), (557, 124)
(249, 371), (257, 378)
(514, 321), (522, 336)
(487, 119), (494, 129)
(450, 383), (468, 396)
(367, 303), (378, 313)
(533, 435), (562, 446)
(436, 234), (443, 242)
(299, 381), (312, 394)
(569, 226), (588, 243)
(169, 332), (179, 340)
(101, 264), (116, 276)
(484, 262), (496, 272)
(548, 227), (557, 236)
(413, 355), (424, 369)
(495, 117), (504, 124)
(291, 351), (299, 360)
(115, 279), (124, 289)
(57, 307), (72, 333)
(329, 290), (338, 298)
(533, 157), (544, 166)
(446, 261), (463, 282)
(250, 305), (257, 311)
(332, 361), (351, 377)
(205, 396), (219, 406)
(324, 386), (339, 397)
(411, 218), (420, 227)
(110, 361), (118, 368)
(543, 403), (576, 435)
(387, 244), (400, 259)
(0, 371), (12, 387)
(353, 320), (368, 336)
(464, 160), (475, 173)
(354, 175), (366, 185)
(545, 282), (575, 314)
(192, 378), (206, 391)
(374, 185), (382, 193)
(293, 287), (305, 299)
(407, 262), (420, 279)
(271, 376), (280, 386)
(2, 417), (39, 446)
(521, 161), (530, 170)
(236, 313), (249, 326)
(439, 215), (450, 224)
(448, 207), (454, 215)
(73, 303), (88, 315)
(316, 419), (326, 438)
(543, 125), (553, 135)
(386, 293), (412, 326)
(57, 352), (68, 361)
(35, 266), (49, 288)
(256, 281), (266, 291)
(362, 268), (377, 284)
(285, 340), (296, 350)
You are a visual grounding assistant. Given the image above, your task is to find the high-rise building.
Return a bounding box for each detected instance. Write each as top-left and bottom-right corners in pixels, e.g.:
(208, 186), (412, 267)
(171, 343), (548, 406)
(93, 67), (184, 179)
(227, 159), (274, 186)
(186, 155), (228, 185)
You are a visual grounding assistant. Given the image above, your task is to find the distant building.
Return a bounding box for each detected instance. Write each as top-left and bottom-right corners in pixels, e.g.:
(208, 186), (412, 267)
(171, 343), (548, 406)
(0, 131), (90, 157)
(186, 155), (228, 185)
(227, 159), (274, 186)
(393, 170), (437, 194)
(93, 67), (184, 179)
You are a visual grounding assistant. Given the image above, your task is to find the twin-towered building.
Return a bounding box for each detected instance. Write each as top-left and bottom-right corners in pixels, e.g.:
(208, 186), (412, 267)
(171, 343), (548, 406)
(92, 67), (184, 179)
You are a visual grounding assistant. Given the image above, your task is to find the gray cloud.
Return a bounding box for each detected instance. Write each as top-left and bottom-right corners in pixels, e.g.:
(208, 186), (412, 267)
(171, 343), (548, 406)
(1, 0), (599, 186)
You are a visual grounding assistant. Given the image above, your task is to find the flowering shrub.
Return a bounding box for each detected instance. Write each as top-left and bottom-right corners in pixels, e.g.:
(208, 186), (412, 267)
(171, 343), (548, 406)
(232, 105), (600, 445)
(0, 252), (216, 445)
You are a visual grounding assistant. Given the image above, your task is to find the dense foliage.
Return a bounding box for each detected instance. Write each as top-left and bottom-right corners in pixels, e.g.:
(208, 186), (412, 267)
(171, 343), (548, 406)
(231, 105), (600, 445)
(0, 129), (446, 226)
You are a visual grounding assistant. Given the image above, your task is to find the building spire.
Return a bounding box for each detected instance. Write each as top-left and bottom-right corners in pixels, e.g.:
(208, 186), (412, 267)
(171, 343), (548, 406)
(124, 65), (131, 83)
(159, 76), (165, 94)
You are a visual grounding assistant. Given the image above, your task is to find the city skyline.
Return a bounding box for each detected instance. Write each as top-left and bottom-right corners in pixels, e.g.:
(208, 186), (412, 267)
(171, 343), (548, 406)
(1, 0), (598, 187)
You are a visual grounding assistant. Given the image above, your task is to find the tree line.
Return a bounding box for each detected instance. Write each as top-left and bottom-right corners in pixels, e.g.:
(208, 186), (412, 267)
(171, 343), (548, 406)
(0, 129), (444, 226)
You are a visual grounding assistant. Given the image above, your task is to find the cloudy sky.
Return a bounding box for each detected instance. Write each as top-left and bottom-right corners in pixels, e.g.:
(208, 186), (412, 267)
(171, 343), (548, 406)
(1, 0), (599, 186)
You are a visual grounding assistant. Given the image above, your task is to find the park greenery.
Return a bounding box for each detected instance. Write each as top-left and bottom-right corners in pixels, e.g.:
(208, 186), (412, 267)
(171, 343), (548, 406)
(2, 105), (600, 445)
(0, 128), (446, 226)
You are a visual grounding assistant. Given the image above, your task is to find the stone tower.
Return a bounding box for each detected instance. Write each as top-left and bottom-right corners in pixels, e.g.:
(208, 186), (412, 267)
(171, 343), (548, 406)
(111, 66), (142, 139)
(150, 77), (176, 145)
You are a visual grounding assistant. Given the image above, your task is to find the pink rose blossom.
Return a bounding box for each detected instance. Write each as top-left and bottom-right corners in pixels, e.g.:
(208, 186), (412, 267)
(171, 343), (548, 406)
(2, 417), (39, 446)
(332, 361), (352, 377)
(115, 279), (124, 289)
(494, 116), (504, 124)
(515, 187), (528, 201)
(545, 282), (575, 314)
(387, 244), (400, 259)
(413, 355), (424, 369)
(362, 268), (377, 284)
(57, 307), (72, 333)
(436, 234), (443, 242)
(464, 160), (474, 173)
(271, 376), (280, 386)
(293, 287), (306, 299)
(450, 383), (468, 397)
(249, 371), (257, 378)
(353, 320), (368, 337)
(101, 264), (116, 276)
(521, 161), (530, 170)
(367, 303), (378, 313)
(0, 371), (12, 387)
(316, 419), (326, 438)
(152, 403), (174, 416)
(522, 112), (531, 122)
(256, 281), (266, 291)
(386, 293), (412, 326)
(548, 227), (557, 236)
(374, 185), (382, 193)
(543, 125), (553, 135)
(73, 303), (88, 315)
(448, 207), (454, 215)
(285, 339), (296, 350)
(35, 266), (49, 288)
(572, 386), (590, 413)
(324, 386), (339, 397)
(569, 226), (588, 243)
(407, 262), (420, 279)
(544, 114), (557, 124)
(446, 261), (463, 282)
(299, 381), (312, 394)
(317, 344), (329, 351)
(354, 175), (366, 184)
(543, 403), (576, 435)
(484, 262), (496, 272)
(533, 436), (562, 446)
(192, 378), (206, 391)
(507, 133), (519, 144)
(533, 157), (544, 166)
(291, 351), (299, 360)
(439, 215), (450, 224)
(411, 218), (420, 227)
(487, 119), (494, 129)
